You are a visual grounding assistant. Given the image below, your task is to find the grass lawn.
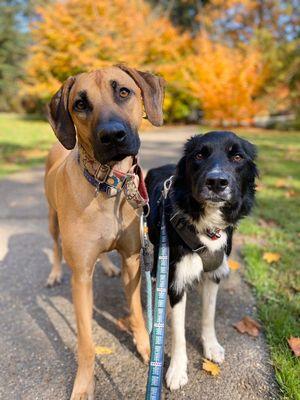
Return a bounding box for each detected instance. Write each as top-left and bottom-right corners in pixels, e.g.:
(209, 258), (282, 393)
(0, 114), (299, 398)
(0, 113), (54, 178)
(231, 128), (300, 400)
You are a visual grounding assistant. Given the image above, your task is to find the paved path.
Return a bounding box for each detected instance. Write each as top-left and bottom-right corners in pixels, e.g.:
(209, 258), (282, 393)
(0, 127), (279, 399)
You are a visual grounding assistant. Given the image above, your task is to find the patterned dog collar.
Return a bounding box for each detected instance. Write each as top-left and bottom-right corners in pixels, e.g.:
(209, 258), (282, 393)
(77, 145), (149, 209)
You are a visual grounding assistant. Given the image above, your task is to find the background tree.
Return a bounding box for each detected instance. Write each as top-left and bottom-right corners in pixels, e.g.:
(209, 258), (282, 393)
(21, 0), (193, 120)
(0, 0), (27, 111)
(187, 32), (267, 125)
(197, 0), (300, 117)
(148, 0), (209, 33)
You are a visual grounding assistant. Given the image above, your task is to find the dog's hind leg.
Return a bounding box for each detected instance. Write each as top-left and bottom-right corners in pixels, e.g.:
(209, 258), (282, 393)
(166, 292), (188, 391)
(46, 207), (63, 287)
(99, 253), (120, 277)
(201, 276), (225, 364)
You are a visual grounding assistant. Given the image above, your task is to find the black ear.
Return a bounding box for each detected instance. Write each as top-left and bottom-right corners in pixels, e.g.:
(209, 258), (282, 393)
(117, 65), (165, 126)
(47, 77), (76, 150)
(176, 156), (187, 180)
(242, 138), (257, 160)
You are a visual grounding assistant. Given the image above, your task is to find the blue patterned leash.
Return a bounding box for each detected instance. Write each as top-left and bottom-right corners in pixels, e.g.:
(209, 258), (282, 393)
(145, 178), (172, 400)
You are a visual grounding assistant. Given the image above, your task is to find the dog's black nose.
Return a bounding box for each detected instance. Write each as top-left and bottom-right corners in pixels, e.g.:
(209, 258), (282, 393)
(205, 171), (229, 192)
(99, 122), (127, 145)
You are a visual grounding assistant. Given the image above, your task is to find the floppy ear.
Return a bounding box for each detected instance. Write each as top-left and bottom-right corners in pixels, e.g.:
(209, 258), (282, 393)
(242, 138), (257, 161)
(47, 77), (76, 150)
(117, 65), (165, 126)
(242, 139), (259, 178)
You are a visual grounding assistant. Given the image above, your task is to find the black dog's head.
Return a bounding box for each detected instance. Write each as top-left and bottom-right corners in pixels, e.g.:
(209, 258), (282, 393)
(175, 131), (258, 223)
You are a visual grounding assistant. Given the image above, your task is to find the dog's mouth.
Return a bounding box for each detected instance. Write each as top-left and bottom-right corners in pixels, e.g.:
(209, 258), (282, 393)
(93, 136), (140, 164)
(205, 194), (227, 203)
(194, 187), (232, 205)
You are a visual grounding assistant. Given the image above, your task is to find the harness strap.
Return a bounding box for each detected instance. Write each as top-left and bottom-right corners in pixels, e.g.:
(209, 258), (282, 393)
(163, 178), (225, 272)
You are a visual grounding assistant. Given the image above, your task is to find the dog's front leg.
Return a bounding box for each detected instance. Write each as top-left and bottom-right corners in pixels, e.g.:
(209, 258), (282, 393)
(201, 276), (225, 364)
(166, 292), (188, 391)
(63, 241), (98, 400)
(70, 270), (95, 400)
(121, 252), (150, 364)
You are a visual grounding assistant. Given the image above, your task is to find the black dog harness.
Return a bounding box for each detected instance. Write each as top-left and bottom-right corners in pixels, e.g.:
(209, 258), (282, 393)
(169, 211), (224, 272)
(162, 177), (225, 272)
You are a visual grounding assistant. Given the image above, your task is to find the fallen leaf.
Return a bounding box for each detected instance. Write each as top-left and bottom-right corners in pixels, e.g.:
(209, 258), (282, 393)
(263, 252), (281, 264)
(288, 337), (300, 357)
(228, 259), (240, 270)
(233, 316), (261, 337)
(202, 359), (220, 376)
(256, 183), (265, 192)
(95, 346), (114, 355)
(275, 179), (289, 188)
(285, 190), (296, 198)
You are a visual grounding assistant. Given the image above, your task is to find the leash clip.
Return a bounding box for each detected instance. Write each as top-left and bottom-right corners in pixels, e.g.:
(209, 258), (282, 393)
(163, 175), (174, 199)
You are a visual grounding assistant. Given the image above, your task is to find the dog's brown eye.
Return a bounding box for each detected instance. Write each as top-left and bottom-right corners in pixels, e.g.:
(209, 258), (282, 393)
(119, 87), (130, 98)
(232, 154), (243, 162)
(74, 100), (86, 111)
(195, 153), (203, 160)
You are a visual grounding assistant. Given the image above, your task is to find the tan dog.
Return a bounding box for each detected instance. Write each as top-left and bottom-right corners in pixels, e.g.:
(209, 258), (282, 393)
(44, 65), (165, 399)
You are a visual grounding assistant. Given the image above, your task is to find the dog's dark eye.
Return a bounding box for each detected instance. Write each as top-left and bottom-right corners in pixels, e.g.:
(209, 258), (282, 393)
(195, 153), (203, 160)
(232, 154), (243, 162)
(119, 87), (130, 98)
(74, 100), (87, 111)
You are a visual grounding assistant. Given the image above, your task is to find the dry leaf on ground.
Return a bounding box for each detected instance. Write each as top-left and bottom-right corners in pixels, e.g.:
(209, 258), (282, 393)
(229, 259), (240, 270)
(202, 359), (220, 376)
(275, 179), (289, 188)
(263, 252), (281, 264)
(288, 337), (300, 357)
(285, 190), (296, 198)
(95, 346), (114, 355)
(233, 316), (261, 337)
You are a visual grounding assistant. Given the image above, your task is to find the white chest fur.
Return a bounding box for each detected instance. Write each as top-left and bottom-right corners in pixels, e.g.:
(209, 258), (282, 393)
(173, 253), (203, 294)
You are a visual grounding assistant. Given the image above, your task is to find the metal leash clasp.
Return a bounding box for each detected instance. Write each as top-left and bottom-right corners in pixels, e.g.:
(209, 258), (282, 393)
(163, 175), (174, 199)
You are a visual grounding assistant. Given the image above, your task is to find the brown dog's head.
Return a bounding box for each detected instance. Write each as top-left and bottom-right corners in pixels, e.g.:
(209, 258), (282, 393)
(48, 66), (165, 163)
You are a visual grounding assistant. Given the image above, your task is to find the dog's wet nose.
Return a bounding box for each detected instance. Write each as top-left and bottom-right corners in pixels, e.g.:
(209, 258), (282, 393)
(99, 122), (127, 145)
(205, 171), (229, 192)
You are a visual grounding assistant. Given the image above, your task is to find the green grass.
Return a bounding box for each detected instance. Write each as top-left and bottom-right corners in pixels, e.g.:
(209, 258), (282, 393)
(233, 128), (300, 400)
(0, 114), (299, 398)
(0, 113), (54, 178)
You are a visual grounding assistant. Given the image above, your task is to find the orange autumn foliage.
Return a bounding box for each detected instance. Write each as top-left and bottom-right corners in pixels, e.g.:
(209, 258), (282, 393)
(22, 0), (269, 124)
(22, 0), (191, 118)
(187, 32), (268, 125)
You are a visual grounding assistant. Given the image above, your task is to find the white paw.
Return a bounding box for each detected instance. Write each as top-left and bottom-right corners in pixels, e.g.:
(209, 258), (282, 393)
(202, 339), (225, 364)
(166, 362), (188, 391)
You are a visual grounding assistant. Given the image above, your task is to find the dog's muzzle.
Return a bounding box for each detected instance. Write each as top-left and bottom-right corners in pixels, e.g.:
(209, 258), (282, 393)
(94, 120), (140, 163)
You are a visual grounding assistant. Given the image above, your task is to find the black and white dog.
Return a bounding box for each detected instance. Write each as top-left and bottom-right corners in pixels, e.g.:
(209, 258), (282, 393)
(145, 131), (258, 390)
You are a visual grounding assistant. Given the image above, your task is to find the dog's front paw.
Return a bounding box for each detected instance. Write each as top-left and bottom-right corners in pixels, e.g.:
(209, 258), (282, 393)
(70, 378), (94, 400)
(166, 362), (188, 391)
(202, 339), (225, 364)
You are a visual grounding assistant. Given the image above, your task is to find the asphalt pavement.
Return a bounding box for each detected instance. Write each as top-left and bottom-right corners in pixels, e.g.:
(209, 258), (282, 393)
(0, 126), (279, 399)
